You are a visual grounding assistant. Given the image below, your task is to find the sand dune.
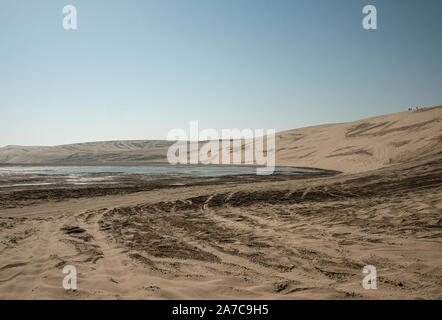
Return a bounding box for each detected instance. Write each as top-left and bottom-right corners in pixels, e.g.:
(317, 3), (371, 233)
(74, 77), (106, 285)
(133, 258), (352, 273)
(0, 106), (441, 299)
(1, 105), (441, 174)
(0, 140), (174, 165)
(276, 105), (442, 172)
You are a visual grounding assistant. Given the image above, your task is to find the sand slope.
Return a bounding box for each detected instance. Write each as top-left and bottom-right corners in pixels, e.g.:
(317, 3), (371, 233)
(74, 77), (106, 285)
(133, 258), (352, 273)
(1, 105), (441, 173)
(276, 105), (442, 172)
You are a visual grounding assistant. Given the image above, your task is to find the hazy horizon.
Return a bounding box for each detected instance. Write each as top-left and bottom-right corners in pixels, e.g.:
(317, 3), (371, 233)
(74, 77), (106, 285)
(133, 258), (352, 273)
(2, 0), (442, 147)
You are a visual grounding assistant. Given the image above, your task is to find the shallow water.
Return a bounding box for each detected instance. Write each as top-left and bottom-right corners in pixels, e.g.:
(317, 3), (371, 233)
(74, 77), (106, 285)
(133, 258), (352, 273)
(0, 165), (321, 177)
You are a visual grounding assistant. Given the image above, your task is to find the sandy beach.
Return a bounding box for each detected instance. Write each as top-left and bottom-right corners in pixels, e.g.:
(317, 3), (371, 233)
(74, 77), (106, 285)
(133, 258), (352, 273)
(0, 106), (441, 299)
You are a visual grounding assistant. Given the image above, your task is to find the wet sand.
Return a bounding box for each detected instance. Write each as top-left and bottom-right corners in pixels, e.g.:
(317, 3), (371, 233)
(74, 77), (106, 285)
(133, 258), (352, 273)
(0, 155), (441, 299)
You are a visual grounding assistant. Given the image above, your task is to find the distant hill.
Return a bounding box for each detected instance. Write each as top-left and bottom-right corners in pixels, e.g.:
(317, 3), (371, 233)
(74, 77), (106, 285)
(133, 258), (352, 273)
(0, 140), (174, 165)
(1, 105), (441, 173)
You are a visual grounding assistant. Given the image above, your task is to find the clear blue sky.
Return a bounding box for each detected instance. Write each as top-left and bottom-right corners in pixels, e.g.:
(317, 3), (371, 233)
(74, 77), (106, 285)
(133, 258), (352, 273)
(1, 0), (441, 146)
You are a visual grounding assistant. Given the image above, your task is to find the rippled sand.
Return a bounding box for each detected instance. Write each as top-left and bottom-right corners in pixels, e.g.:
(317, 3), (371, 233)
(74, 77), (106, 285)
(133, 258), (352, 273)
(0, 154), (440, 299)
